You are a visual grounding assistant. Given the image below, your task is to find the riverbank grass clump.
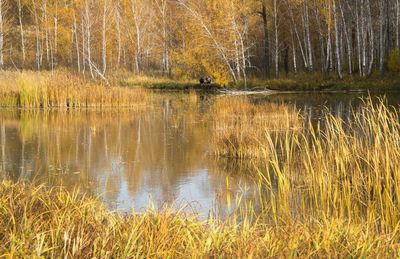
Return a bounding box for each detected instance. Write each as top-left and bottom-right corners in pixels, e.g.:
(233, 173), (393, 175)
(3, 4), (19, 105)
(0, 71), (149, 108)
(255, 98), (400, 232)
(210, 96), (301, 159)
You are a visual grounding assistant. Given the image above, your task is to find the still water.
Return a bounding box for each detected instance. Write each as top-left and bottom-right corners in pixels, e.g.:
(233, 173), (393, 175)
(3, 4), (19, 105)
(0, 91), (399, 218)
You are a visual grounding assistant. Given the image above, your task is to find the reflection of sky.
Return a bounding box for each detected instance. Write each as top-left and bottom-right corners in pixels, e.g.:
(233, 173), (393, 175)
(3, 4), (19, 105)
(0, 98), (261, 219)
(1, 92), (399, 218)
(99, 167), (225, 217)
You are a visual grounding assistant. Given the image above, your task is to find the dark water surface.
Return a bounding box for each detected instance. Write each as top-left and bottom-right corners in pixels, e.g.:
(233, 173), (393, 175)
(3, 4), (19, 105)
(1, 91), (399, 218)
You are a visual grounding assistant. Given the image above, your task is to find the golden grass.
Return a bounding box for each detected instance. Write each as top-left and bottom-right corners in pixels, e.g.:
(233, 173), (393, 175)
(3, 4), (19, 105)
(1, 180), (399, 258)
(210, 96), (301, 159)
(1, 185), (400, 257)
(120, 74), (198, 89)
(256, 98), (400, 231)
(1, 98), (400, 257)
(0, 71), (149, 108)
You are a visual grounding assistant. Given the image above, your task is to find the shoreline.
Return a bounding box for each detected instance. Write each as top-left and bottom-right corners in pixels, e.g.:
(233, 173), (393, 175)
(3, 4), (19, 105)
(140, 78), (400, 93)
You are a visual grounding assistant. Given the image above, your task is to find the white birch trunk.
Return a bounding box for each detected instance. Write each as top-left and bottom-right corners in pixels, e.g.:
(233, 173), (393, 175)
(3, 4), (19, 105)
(0, 0), (3, 68)
(333, 0), (343, 79)
(290, 26), (297, 74)
(73, 14), (81, 73)
(115, 1), (122, 68)
(85, 0), (94, 78)
(31, 0), (41, 70)
(287, 2), (308, 70)
(356, 0), (362, 76)
(81, 15), (86, 73)
(102, 0), (107, 75)
(366, 0), (374, 75)
(17, 0), (26, 62)
(304, 1), (313, 71)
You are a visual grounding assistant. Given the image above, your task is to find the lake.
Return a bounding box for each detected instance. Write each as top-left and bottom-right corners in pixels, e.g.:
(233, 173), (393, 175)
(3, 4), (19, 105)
(1, 91), (399, 218)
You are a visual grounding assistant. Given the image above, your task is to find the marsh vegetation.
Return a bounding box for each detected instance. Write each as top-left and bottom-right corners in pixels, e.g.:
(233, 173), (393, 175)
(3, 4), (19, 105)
(0, 71), (148, 108)
(0, 0), (400, 255)
(1, 89), (400, 257)
(1, 97), (400, 257)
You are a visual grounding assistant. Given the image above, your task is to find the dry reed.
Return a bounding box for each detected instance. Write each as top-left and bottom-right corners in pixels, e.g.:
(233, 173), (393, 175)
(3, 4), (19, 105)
(210, 96), (301, 159)
(1, 97), (400, 257)
(0, 71), (149, 108)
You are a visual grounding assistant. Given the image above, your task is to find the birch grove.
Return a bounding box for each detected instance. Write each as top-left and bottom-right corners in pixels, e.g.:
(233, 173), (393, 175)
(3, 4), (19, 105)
(0, 0), (398, 82)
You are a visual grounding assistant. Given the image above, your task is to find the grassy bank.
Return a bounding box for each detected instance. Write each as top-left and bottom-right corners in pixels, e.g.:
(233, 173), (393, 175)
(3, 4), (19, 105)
(235, 73), (400, 91)
(119, 74), (220, 91)
(121, 73), (400, 92)
(0, 71), (149, 108)
(1, 99), (400, 257)
(0, 71), (398, 106)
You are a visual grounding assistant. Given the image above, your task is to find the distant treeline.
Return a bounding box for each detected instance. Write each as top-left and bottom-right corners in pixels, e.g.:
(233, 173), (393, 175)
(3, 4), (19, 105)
(0, 0), (399, 84)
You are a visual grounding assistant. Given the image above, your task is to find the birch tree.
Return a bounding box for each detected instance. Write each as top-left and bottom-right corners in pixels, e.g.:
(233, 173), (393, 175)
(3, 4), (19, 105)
(17, 0), (26, 62)
(332, 0), (342, 79)
(0, 0), (3, 68)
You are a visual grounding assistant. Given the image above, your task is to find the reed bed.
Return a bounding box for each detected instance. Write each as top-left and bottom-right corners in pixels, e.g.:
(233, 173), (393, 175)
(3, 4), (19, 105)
(210, 96), (301, 159)
(1, 180), (399, 258)
(256, 99), (400, 232)
(1, 99), (400, 257)
(0, 71), (149, 108)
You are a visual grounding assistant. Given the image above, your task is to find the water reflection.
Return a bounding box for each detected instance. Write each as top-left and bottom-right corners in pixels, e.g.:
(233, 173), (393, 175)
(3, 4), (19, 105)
(1, 92), (399, 218)
(0, 96), (258, 218)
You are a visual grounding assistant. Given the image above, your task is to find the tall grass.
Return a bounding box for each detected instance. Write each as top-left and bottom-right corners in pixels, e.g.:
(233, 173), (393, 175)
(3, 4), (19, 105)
(1, 98), (400, 257)
(210, 96), (301, 159)
(0, 71), (149, 108)
(1, 180), (399, 258)
(256, 99), (400, 232)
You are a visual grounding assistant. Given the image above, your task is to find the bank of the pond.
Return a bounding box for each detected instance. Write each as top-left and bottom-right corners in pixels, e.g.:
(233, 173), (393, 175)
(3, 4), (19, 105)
(1, 71), (399, 108)
(122, 74), (400, 92)
(0, 180), (398, 258)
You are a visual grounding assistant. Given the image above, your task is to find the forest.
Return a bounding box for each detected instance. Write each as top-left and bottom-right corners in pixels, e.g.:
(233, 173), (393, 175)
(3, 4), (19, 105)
(0, 0), (399, 86)
(2, 1), (400, 257)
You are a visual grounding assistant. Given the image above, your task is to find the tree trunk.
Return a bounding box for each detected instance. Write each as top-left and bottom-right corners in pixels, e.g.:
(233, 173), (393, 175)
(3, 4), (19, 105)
(339, 1), (352, 75)
(32, 0), (41, 70)
(85, 0), (94, 78)
(288, 2), (308, 70)
(304, 0), (313, 71)
(379, 0), (386, 75)
(73, 14), (81, 73)
(356, 0), (362, 75)
(17, 0), (26, 63)
(273, 0), (279, 77)
(261, 1), (270, 77)
(290, 26), (297, 74)
(81, 15), (86, 73)
(333, 0), (343, 79)
(102, 0), (107, 75)
(0, 0), (3, 68)
(114, 0), (122, 68)
(366, 0), (374, 75)
(397, 0), (400, 49)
